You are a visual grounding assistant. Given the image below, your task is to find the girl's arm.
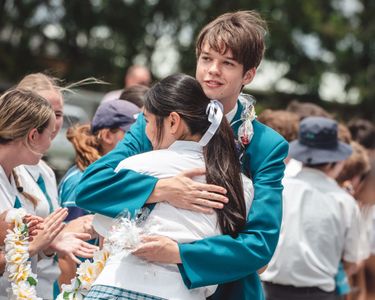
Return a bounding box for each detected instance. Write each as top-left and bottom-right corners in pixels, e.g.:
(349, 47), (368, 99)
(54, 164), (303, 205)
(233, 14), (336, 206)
(76, 114), (226, 217)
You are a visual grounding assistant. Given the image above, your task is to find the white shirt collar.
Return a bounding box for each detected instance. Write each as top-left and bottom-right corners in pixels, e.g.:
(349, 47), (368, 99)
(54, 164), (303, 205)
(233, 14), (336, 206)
(168, 140), (203, 153)
(297, 167), (340, 189)
(225, 102), (238, 123)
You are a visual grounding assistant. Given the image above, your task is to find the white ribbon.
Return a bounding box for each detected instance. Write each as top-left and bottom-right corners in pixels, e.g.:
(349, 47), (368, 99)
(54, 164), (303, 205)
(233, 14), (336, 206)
(198, 100), (224, 146)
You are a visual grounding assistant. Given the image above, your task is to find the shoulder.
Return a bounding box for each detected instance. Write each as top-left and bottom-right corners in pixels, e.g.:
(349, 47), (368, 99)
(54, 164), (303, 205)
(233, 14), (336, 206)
(60, 166), (83, 187)
(59, 167), (82, 200)
(115, 149), (173, 173)
(329, 186), (359, 208)
(38, 160), (57, 181)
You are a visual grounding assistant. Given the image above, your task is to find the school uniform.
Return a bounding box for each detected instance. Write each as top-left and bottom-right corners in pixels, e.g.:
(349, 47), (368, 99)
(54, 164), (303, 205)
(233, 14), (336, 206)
(0, 166), (21, 299)
(21, 161), (60, 300)
(59, 165), (89, 221)
(261, 168), (361, 300)
(87, 140), (253, 299)
(77, 99), (288, 300)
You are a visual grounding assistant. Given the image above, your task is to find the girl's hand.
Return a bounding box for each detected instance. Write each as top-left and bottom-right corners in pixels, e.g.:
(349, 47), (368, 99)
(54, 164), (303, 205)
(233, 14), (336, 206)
(132, 236), (181, 264)
(63, 215), (96, 238)
(0, 210), (11, 246)
(149, 168), (228, 214)
(49, 232), (98, 264)
(23, 214), (44, 241)
(29, 208), (68, 257)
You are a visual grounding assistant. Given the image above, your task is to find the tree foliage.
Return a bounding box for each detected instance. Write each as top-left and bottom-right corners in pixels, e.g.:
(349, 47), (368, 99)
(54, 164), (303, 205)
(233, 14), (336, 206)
(0, 0), (373, 120)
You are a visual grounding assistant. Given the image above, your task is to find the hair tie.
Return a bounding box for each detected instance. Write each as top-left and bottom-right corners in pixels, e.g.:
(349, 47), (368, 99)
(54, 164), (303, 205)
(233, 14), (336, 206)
(198, 100), (224, 146)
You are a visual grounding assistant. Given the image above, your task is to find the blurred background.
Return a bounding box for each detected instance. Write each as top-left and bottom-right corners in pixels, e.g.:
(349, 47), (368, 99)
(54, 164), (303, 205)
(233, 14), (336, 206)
(0, 0), (374, 177)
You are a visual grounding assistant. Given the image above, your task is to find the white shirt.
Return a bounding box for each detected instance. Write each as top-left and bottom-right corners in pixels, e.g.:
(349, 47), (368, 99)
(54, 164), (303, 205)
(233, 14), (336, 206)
(22, 161), (60, 300)
(93, 140), (254, 300)
(25, 160), (59, 212)
(357, 206), (374, 259)
(261, 167), (361, 292)
(284, 158), (302, 178)
(0, 165), (20, 212)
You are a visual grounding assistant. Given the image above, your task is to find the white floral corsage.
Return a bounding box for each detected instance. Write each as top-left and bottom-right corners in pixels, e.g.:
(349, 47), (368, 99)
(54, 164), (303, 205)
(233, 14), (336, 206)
(4, 208), (41, 300)
(57, 209), (152, 299)
(237, 92), (257, 147)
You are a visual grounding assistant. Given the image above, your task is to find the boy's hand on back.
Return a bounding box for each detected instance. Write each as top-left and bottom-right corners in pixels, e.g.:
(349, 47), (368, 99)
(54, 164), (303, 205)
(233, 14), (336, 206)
(148, 168), (228, 213)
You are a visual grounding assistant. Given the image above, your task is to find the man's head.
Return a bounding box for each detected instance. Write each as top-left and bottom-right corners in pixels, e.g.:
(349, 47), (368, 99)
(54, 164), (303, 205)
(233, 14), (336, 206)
(124, 65), (151, 88)
(196, 10), (268, 72)
(195, 11), (267, 111)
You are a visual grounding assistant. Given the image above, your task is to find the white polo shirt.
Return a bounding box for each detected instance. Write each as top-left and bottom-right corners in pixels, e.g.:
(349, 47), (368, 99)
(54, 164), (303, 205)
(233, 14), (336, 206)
(261, 167), (361, 292)
(93, 140), (254, 300)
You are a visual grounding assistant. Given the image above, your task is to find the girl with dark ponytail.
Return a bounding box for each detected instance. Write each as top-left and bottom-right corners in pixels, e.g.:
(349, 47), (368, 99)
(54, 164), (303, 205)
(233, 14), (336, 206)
(143, 73), (248, 235)
(88, 74), (253, 300)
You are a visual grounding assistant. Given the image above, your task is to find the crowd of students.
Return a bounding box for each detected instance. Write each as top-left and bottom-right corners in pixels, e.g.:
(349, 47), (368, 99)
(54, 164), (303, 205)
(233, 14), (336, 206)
(0, 9), (373, 300)
(258, 103), (375, 300)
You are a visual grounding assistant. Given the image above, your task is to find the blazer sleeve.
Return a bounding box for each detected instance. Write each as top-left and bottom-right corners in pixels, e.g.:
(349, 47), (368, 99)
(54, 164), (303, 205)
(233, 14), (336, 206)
(178, 122), (289, 287)
(76, 114), (158, 218)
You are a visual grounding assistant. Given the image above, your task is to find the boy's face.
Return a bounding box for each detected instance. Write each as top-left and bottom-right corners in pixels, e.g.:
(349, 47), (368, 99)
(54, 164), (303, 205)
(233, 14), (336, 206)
(196, 42), (255, 112)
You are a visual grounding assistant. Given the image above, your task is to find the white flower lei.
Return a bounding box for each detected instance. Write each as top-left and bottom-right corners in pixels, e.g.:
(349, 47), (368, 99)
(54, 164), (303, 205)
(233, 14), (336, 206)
(57, 210), (151, 299)
(4, 208), (41, 300)
(56, 249), (110, 299)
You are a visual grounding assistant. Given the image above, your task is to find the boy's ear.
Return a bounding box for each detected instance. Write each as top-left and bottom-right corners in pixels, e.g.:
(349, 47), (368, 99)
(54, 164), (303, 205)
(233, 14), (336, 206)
(242, 68), (256, 85)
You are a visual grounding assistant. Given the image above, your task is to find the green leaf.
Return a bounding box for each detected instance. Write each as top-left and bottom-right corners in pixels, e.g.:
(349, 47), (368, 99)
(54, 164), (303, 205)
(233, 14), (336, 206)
(27, 276), (37, 286)
(63, 291), (70, 300)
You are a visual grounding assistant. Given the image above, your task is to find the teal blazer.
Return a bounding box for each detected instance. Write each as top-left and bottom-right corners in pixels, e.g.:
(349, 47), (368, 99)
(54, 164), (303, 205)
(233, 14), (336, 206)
(76, 101), (288, 300)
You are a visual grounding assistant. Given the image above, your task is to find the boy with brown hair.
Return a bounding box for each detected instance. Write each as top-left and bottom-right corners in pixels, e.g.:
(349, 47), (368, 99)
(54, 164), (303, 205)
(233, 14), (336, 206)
(77, 10), (288, 300)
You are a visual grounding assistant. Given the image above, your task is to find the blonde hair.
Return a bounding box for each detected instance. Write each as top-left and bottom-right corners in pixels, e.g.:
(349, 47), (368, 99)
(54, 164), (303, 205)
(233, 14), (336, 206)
(0, 89), (54, 207)
(66, 124), (102, 171)
(0, 89), (53, 145)
(12, 169), (39, 206)
(17, 73), (62, 95)
(16, 72), (105, 99)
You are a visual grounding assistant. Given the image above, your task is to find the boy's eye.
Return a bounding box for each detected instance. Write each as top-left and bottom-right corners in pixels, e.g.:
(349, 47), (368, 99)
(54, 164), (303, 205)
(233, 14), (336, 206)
(224, 61), (234, 66)
(201, 56), (211, 61)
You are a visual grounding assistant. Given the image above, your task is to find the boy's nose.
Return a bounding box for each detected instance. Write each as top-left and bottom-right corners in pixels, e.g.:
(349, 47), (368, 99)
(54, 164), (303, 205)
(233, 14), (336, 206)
(208, 61), (220, 75)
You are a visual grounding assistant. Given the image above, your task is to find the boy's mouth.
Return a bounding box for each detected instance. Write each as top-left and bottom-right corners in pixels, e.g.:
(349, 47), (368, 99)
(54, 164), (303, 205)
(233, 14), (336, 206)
(204, 80), (224, 88)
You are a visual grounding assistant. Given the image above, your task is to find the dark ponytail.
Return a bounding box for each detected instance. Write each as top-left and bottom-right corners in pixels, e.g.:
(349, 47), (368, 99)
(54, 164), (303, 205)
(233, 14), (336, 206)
(204, 119), (246, 235)
(144, 74), (247, 236)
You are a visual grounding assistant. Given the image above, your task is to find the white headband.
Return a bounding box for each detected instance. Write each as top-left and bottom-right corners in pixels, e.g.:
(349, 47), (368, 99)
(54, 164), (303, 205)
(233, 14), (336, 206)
(198, 100), (224, 146)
